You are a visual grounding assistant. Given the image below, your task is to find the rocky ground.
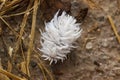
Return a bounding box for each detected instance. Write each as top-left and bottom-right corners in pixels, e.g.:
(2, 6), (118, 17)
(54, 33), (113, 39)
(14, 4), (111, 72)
(0, 0), (120, 80)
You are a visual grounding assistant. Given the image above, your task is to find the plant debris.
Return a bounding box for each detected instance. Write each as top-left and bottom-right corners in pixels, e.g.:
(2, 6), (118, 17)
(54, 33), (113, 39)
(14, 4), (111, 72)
(0, 0), (119, 80)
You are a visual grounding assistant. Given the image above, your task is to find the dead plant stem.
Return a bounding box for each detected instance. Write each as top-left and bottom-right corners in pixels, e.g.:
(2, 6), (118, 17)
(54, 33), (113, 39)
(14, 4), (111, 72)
(26, 0), (39, 77)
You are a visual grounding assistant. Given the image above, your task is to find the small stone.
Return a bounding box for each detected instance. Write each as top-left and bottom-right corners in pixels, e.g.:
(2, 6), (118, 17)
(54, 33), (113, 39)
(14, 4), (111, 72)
(101, 39), (108, 47)
(108, 37), (114, 41)
(86, 42), (93, 50)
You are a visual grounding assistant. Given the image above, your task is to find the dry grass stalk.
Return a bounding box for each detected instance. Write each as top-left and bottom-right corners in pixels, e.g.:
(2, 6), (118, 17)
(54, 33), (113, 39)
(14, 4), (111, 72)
(0, 58), (3, 69)
(0, 0), (54, 79)
(0, 0), (22, 15)
(13, 12), (29, 54)
(0, 73), (10, 80)
(1, 0), (39, 18)
(13, 0), (33, 60)
(26, 0), (39, 77)
(0, 68), (26, 80)
(0, 0), (6, 10)
(7, 46), (13, 72)
(0, 58), (10, 80)
(2, 7), (33, 18)
(108, 15), (120, 44)
(34, 50), (54, 80)
(37, 63), (47, 80)
(20, 61), (27, 75)
(0, 16), (19, 37)
(7, 61), (12, 72)
(39, 60), (54, 80)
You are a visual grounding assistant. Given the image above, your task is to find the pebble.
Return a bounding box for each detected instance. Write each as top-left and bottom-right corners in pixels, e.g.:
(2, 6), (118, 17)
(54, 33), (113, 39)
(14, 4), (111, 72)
(101, 39), (109, 47)
(86, 42), (93, 50)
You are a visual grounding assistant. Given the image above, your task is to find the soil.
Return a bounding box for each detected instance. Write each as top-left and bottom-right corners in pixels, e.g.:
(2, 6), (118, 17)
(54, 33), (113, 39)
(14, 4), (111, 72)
(0, 0), (120, 80)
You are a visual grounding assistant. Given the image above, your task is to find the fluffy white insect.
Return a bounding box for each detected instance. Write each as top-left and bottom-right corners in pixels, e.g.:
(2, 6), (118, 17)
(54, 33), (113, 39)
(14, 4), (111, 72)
(38, 10), (82, 65)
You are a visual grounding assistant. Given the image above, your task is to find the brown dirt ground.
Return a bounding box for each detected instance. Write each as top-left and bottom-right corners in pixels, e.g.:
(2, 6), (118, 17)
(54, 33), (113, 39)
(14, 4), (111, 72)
(0, 0), (120, 80)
